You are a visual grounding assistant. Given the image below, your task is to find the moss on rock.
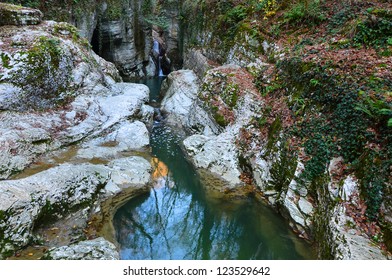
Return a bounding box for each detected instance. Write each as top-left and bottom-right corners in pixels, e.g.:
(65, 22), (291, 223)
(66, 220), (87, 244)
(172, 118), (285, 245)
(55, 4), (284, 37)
(0, 3), (42, 26)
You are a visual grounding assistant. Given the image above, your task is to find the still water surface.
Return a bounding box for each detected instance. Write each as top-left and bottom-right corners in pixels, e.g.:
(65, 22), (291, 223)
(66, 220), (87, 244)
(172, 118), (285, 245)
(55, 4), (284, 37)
(113, 78), (315, 260)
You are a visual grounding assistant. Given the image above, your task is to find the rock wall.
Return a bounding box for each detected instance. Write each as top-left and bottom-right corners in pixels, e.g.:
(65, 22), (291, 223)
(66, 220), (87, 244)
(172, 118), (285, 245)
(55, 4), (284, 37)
(91, 0), (154, 79)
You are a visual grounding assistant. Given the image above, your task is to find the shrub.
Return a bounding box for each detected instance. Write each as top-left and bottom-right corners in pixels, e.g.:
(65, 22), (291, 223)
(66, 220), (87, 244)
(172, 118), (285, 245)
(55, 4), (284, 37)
(284, 0), (326, 25)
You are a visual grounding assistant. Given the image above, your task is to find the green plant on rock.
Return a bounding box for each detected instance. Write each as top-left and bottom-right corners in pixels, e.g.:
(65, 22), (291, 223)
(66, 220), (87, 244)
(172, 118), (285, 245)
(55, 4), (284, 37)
(4, 36), (73, 109)
(355, 91), (392, 128)
(2, 0), (40, 8)
(256, 0), (279, 19)
(214, 112), (229, 127)
(0, 53), (11, 69)
(217, 4), (248, 44)
(267, 140), (297, 193)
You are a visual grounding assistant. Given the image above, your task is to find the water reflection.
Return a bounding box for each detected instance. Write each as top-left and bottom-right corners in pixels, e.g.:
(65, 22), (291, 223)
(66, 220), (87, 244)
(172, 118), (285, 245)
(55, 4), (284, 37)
(113, 123), (314, 260)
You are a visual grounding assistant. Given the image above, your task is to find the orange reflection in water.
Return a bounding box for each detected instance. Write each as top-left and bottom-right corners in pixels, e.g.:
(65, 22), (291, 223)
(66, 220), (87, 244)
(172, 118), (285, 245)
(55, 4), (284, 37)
(151, 157), (171, 189)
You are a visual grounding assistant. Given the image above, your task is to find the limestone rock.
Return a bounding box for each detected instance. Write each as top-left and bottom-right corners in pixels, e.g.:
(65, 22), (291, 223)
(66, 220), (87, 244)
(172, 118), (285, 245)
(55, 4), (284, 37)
(329, 205), (387, 260)
(183, 133), (242, 188)
(298, 197), (314, 216)
(184, 49), (212, 79)
(0, 164), (110, 258)
(77, 120), (150, 160)
(187, 101), (221, 136)
(96, 6), (153, 79)
(0, 20), (122, 112)
(44, 237), (119, 260)
(0, 3), (43, 26)
(160, 70), (200, 127)
(107, 157), (152, 191)
(139, 104), (155, 124)
(0, 83), (150, 179)
(284, 188), (306, 227)
(251, 156), (272, 192)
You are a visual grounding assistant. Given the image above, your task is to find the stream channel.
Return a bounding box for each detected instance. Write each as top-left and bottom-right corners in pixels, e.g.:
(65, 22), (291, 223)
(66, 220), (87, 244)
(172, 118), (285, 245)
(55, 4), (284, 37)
(113, 78), (316, 260)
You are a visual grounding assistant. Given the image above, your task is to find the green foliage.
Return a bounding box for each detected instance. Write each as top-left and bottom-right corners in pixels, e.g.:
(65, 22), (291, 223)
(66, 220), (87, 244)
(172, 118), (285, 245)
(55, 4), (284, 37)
(0, 53), (11, 68)
(277, 57), (391, 219)
(2, 0), (40, 8)
(353, 9), (392, 47)
(214, 112), (229, 127)
(267, 141), (297, 192)
(284, 0), (326, 25)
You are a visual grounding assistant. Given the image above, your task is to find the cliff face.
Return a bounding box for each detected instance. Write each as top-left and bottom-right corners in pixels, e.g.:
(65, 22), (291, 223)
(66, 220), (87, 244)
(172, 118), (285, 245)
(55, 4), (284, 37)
(91, 0), (153, 79)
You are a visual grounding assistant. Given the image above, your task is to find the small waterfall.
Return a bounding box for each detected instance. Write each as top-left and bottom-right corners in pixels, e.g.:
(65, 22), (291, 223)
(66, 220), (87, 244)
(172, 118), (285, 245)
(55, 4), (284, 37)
(153, 40), (160, 56)
(158, 56), (164, 77)
(153, 40), (165, 77)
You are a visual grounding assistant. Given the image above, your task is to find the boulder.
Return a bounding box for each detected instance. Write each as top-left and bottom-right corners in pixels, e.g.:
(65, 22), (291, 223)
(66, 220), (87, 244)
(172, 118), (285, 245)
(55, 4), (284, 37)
(183, 133), (242, 188)
(0, 83), (150, 180)
(76, 121), (150, 160)
(0, 164), (110, 258)
(44, 237), (119, 260)
(160, 70), (200, 127)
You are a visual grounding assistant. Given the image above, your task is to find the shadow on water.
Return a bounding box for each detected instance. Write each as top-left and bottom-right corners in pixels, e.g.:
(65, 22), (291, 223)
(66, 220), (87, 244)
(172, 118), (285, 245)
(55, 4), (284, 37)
(113, 78), (316, 260)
